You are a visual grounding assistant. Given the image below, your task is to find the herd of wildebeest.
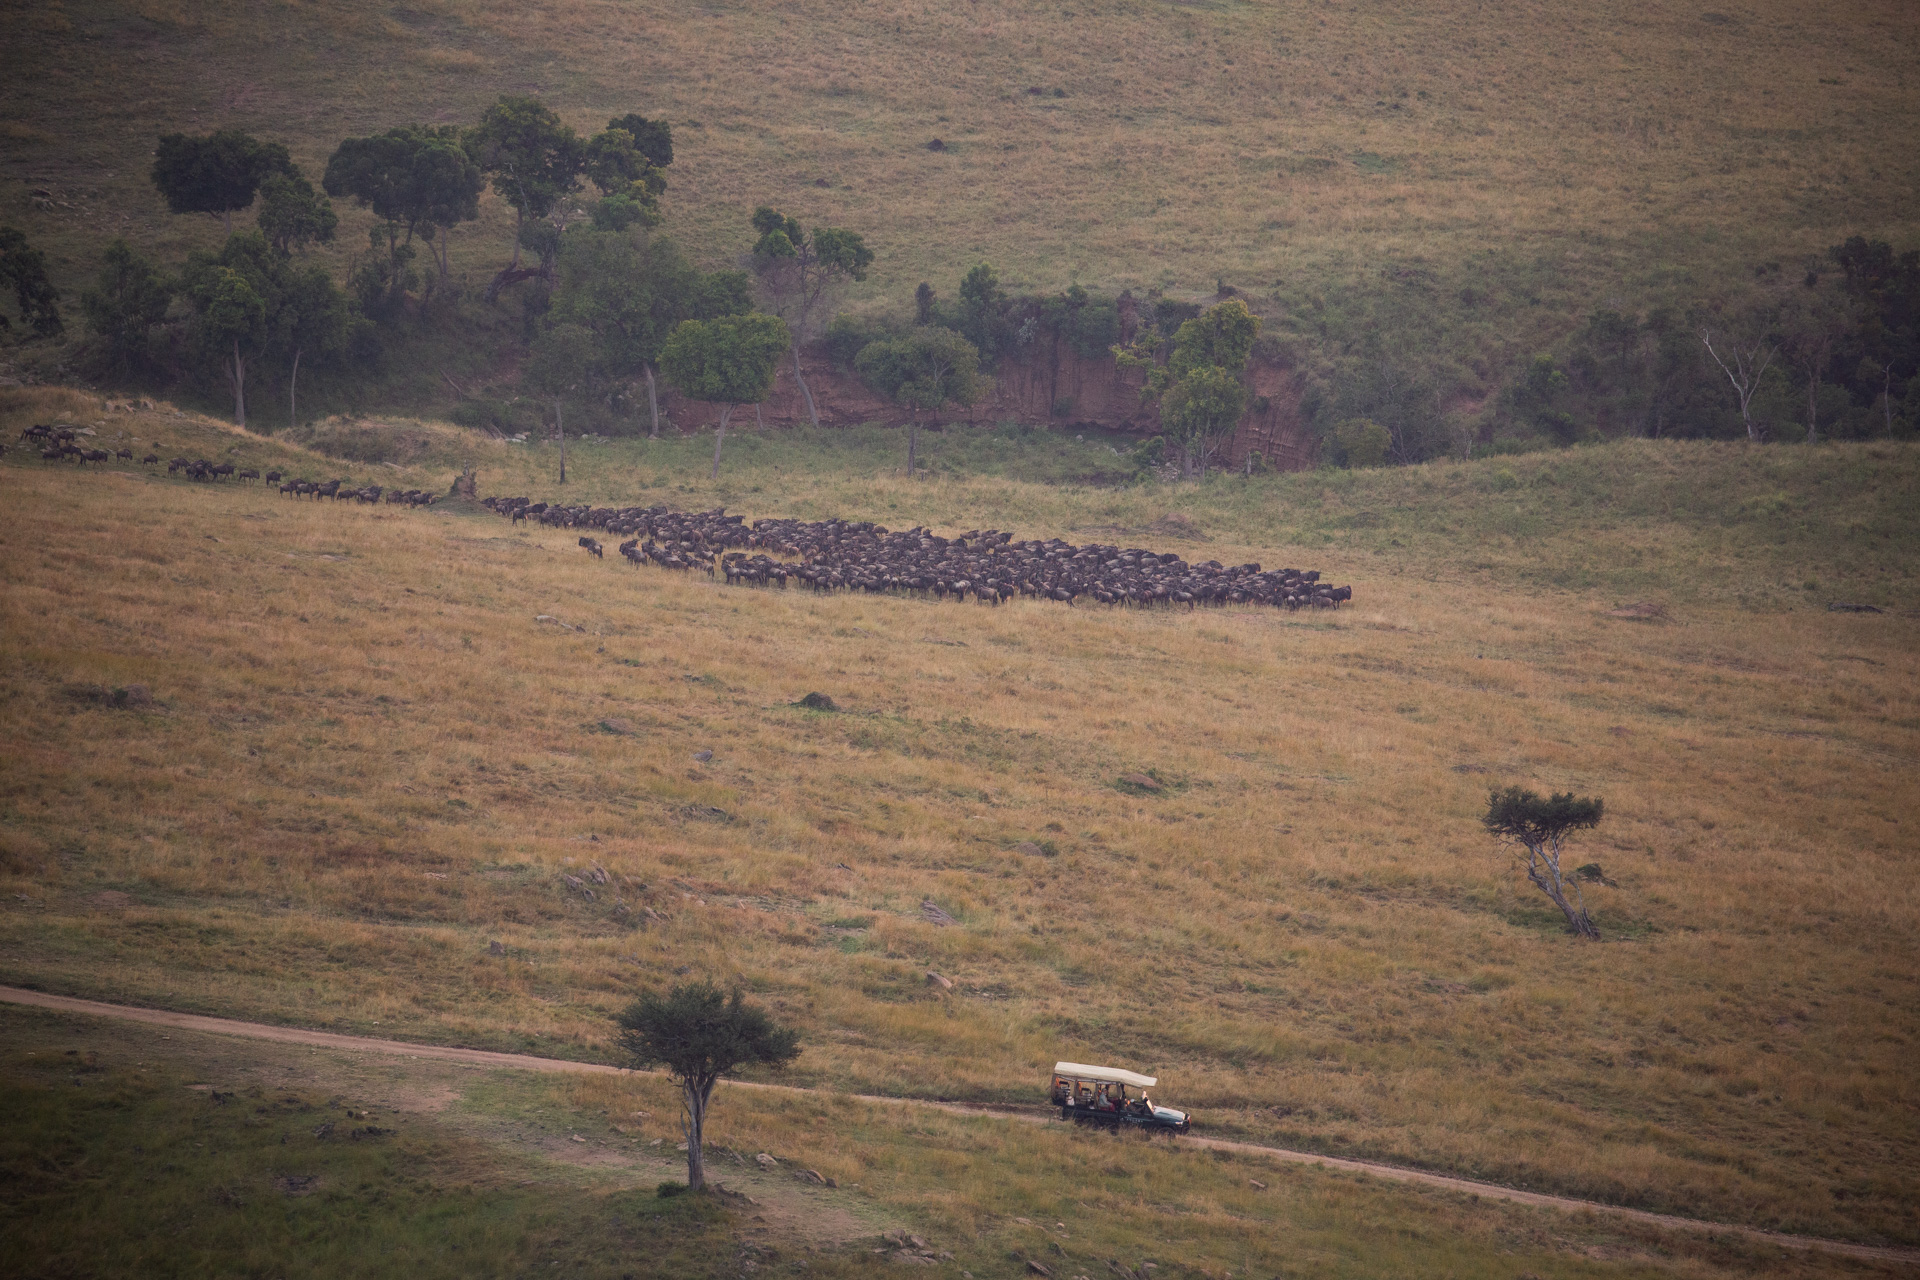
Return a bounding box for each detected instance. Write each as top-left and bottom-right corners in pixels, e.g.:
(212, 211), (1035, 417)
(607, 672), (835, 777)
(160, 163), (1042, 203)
(483, 495), (1354, 611)
(17, 421), (1353, 611)
(18, 423), (442, 506)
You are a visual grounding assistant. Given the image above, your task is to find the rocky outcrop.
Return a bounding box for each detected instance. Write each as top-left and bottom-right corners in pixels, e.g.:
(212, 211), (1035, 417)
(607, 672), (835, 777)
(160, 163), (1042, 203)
(658, 340), (1319, 470)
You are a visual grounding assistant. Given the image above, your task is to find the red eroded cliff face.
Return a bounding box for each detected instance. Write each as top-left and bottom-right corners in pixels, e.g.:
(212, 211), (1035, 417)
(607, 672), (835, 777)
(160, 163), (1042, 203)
(658, 341), (1319, 470)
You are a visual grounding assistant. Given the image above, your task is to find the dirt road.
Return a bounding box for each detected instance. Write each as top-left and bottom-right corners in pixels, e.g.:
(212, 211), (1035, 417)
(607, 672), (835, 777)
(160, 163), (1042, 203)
(3, 984), (1913, 1269)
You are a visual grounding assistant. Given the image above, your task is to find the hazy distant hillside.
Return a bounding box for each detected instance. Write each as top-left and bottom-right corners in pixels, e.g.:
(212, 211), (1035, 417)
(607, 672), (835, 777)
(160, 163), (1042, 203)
(2, 0), (1916, 435)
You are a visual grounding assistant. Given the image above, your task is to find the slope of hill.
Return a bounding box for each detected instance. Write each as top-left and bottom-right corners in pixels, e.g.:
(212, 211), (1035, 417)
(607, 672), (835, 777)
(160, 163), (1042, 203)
(3, 0), (1916, 427)
(3, 388), (1916, 1252)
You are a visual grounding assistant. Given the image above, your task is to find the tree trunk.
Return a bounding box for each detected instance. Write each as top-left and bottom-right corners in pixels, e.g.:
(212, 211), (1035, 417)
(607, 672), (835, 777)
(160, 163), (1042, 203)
(711, 405), (732, 480)
(1806, 370), (1820, 444)
(289, 347), (301, 430)
(755, 400), (764, 430)
(907, 415), (918, 477)
(230, 341), (247, 428)
(790, 345), (819, 429)
(1523, 838), (1599, 940)
(682, 1077), (713, 1191)
(644, 364), (661, 439)
(555, 398), (566, 484)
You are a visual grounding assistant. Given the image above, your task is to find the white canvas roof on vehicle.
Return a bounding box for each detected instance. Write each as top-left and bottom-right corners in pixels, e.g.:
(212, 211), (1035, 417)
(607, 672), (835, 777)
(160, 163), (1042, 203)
(1052, 1062), (1157, 1088)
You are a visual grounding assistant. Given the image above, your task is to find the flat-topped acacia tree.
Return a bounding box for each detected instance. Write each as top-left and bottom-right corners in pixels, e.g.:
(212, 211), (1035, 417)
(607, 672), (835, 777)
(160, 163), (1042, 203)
(1483, 786), (1606, 939)
(659, 312), (789, 480)
(616, 983), (800, 1192)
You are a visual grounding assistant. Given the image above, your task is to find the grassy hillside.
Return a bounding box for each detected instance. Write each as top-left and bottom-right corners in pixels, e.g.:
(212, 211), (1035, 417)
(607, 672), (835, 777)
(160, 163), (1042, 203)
(2, 0), (1917, 414)
(10, 1004), (1862, 1280)
(2, 388), (1917, 1253)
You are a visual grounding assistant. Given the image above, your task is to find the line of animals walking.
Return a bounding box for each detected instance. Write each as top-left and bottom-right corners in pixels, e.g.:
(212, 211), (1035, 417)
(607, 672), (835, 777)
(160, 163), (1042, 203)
(484, 495), (1354, 611)
(16, 424), (441, 505)
(15, 422), (1351, 609)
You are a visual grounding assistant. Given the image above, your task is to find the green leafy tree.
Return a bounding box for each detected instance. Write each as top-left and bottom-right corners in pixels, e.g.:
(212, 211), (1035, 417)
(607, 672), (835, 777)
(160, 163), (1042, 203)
(81, 239), (172, 375)
(1778, 269), (1855, 443)
(183, 260), (270, 426)
(0, 226), (63, 338)
(465, 97), (584, 270)
(748, 206), (873, 428)
(524, 323), (595, 484)
(606, 113), (674, 171)
(854, 326), (986, 476)
(953, 262), (1011, 364)
(614, 983), (800, 1192)
(150, 130), (293, 235)
(1483, 787), (1606, 940)
(277, 265), (354, 430)
(658, 312), (790, 479)
(324, 125), (482, 293)
(1119, 298), (1259, 475)
(548, 230), (750, 438)
(256, 172), (338, 256)
(1160, 364), (1248, 473)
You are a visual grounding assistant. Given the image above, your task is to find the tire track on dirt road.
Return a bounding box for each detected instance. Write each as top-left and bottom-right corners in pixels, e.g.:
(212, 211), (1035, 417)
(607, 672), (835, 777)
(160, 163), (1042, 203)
(3, 985), (1913, 1269)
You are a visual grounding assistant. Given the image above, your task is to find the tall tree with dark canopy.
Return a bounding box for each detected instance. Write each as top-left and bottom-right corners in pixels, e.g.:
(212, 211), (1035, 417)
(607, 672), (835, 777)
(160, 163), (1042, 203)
(150, 131), (293, 235)
(659, 312), (789, 479)
(546, 230), (750, 438)
(1119, 298), (1259, 475)
(276, 265), (353, 430)
(184, 261), (270, 427)
(524, 323), (594, 484)
(323, 125), (481, 291)
(1483, 787), (1606, 940)
(464, 97), (583, 271)
(256, 172), (338, 256)
(606, 113), (674, 171)
(81, 240), (171, 375)
(0, 226), (63, 337)
(580, 128), (662, 235)
(854, 326), (985, 476)
(615, 983), (799, 1192)
(748, 205), (873, 428)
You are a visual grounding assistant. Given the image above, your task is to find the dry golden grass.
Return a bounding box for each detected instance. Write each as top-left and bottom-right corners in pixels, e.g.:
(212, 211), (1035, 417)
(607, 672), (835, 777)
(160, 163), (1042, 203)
(2, 389), (1916, 1248)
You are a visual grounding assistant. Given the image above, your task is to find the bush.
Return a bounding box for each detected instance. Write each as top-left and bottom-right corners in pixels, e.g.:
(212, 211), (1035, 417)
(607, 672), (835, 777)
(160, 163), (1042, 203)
(824, 312), (900, 369)
(1331, 417), (1391, 467)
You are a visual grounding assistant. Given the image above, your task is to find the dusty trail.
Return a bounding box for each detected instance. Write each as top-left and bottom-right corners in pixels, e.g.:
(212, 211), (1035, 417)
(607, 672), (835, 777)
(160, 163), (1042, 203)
(4, 985), (1913, 1269)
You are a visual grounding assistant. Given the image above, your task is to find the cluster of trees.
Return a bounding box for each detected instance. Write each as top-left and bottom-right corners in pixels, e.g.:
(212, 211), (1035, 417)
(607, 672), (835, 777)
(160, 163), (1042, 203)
(1312, 238), (1920, 466)
(43, 97), (676, 429)
(11, 98), (1914, 472)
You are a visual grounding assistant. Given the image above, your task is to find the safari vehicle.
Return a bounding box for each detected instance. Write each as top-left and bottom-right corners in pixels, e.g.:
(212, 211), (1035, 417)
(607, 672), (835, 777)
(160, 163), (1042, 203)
(1051, 1062), (1191, 1134)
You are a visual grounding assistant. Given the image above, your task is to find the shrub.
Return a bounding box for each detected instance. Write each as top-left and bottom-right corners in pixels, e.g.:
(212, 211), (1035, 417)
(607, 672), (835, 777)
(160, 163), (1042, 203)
(1332, 417), (1391, 467)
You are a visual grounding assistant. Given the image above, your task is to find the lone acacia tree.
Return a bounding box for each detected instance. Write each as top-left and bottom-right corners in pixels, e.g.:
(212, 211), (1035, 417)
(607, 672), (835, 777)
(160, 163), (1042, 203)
(1483, 786), (1606, 940)
(853, 326), (986, 476)
(659, 312), (789, 480)
(616, 983), (800, 1192)
(748, 206), (873, 429)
